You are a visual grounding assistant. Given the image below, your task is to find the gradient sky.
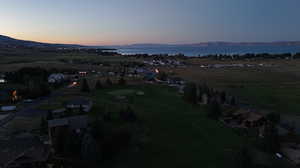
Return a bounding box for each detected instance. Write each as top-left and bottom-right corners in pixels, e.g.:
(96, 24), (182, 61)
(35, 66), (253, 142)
(0, 0), (300, 45)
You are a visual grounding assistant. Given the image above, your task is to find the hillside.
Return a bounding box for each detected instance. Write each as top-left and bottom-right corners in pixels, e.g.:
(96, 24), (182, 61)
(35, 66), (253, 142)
(0, 35), (82, 48)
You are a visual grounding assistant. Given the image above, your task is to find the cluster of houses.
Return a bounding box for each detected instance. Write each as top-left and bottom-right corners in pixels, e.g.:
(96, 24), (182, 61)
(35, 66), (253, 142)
(221, 108), (267, 135)
(47, 97), (93, 150)
(201, 89), (300, 165)
(143, 59), (185, 67)
(0, 96), (93, 168)
(199, 63), (274, 69)
(0, 134), (49, 168)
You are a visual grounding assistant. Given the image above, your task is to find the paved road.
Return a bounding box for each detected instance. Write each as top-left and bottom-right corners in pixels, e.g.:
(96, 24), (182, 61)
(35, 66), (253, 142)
(0, 89), (63, 127)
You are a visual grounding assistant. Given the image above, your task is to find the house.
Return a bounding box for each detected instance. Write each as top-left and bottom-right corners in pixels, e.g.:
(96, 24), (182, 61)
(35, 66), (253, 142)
(0, 90), (11, 103)
(65, 98), (93, 113)
(79, 71), (88, 76)
(48, 73), (65, 84)
(51, 108), (67, 119)
(48, 115), (90, 147)
(0, 136), (49, 168)
(242, 112), (266, 128)
(223, 109), (266, 129)
(144, 72), (156, 81)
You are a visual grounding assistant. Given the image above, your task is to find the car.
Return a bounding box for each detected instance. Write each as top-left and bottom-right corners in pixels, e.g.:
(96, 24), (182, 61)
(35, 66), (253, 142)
(23, 99), (34, 103)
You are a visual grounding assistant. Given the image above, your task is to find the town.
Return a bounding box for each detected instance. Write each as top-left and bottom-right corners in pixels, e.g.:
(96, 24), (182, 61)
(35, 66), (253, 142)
(1, 48), (300, 167)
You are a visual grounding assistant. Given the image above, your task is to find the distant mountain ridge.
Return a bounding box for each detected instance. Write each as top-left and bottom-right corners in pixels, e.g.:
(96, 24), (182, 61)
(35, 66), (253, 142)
(1, 34), (300, 49)
(0, 34), (83, 48)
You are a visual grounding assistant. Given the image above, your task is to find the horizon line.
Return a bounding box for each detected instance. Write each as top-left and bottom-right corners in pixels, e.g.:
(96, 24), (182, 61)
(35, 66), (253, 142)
(2, 34), (300, 47)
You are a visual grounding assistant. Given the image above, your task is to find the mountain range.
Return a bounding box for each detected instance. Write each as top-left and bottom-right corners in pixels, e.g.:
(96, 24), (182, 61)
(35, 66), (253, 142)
(1, 34), (300, 49)
(0, 35), (83, 48)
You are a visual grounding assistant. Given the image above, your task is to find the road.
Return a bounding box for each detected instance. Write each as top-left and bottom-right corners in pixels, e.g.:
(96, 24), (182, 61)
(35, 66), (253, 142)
(0, 88), (63, 127)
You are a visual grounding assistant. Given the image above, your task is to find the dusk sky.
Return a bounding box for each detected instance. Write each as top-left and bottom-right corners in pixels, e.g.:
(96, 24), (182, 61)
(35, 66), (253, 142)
(1, 0), (300, 45)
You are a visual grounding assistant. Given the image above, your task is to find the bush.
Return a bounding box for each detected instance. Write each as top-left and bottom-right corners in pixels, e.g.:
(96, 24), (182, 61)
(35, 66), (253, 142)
(266, 112), (281, 124)
(262, 123), (280, 153)
(118, 78), (127, 86)
(235, 146), (253, 168)
(157, 72), (168, 81)
(95, 80), (103, 90)
(81, 78), (90, 92)
(120, 106), (137, 122)
(106, 78), (113, 86)
(207, 100), (222, 120)
(183, 82), (197, 104)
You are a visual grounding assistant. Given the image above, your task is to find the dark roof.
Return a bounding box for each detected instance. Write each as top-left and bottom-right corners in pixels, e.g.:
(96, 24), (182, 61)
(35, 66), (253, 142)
(48, 118), (69, 127)
(0, 136), (48, 168)
(68, 115), (90, 130)
(66, 97), (91, 106)
(48, 115), (90, 130)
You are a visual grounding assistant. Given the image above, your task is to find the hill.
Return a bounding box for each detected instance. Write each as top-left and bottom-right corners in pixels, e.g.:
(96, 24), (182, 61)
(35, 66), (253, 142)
(0, 35), (83, 48)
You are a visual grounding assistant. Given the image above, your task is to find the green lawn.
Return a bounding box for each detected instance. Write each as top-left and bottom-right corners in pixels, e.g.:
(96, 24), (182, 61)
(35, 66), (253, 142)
(92, 85), (242, 168)
(108, 89), (137, 96)
(227, 84), (300, 115)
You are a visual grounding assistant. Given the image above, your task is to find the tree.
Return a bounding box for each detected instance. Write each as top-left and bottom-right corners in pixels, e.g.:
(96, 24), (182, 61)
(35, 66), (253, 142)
(235, 146), (253, 168)
(230, 96), (236, 106)
(118, 78), (127, 86)
(157, 72), (168, 81)
(207, 100), (222, 120)
(40, 117), (48, 135)
(266, 112), (281, 124)
(81, 78), (90, 92)
(263, 123), (280, 153)
(91, 119), (104, 140)
(197, 85), (203, 102)
(95, 79), (103, 90)
(120, 106), (137, 122)
(202, 83), (210, 96)
(46, 110), (53, 120)
(183, 82), (197, 104)
(53, 127), (68, 155)
(106, 78), (113, 86)
(40, 82), (51, 96)
(81, 133), (102, 163)
(220, 91), (226, 104)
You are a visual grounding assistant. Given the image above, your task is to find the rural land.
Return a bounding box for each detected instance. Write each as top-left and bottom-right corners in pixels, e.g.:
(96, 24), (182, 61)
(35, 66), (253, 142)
(1, 35), (300, 168)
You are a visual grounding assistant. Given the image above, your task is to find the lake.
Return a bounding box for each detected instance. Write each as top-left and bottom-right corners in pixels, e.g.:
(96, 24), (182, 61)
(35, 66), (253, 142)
(116, 45), (300, 57)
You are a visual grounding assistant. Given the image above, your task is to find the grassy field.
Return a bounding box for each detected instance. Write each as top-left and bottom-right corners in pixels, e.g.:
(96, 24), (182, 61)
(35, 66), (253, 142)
(91, 84), (242, 168)
(172, 59), (300, 115)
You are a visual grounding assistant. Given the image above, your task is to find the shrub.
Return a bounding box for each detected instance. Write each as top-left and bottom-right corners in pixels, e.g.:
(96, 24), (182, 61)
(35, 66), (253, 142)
(183, 82), (197, 104)
(81, 78), (90, 92)
(207, 100), (222, 120)
(95, 80), (103, 90)
(106, 78), (113, 86)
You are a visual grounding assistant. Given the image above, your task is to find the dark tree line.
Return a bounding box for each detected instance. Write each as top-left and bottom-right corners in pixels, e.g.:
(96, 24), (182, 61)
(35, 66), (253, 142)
(200, 52), (300, 60)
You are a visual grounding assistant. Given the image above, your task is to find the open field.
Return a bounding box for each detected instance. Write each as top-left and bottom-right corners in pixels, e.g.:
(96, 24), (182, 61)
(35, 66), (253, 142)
(2, 53), (300, 116)
(91, 84), (243, 168)
(89, 84), (295, 168)
(172, 59), (300, 115)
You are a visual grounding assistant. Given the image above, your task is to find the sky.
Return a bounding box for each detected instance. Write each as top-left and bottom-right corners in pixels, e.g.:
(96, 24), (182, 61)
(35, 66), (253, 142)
(0, 0), (300, 45)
